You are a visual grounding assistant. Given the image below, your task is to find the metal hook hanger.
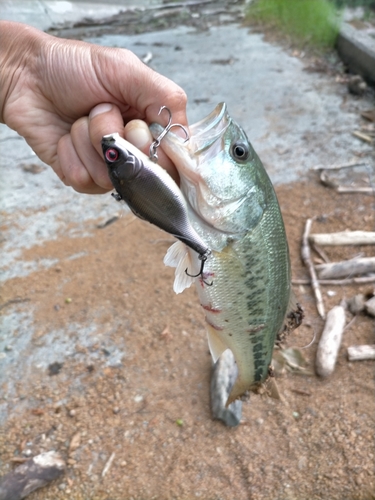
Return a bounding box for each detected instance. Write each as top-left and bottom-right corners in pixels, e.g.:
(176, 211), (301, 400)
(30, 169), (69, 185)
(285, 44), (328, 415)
(149, 106), (189, 162)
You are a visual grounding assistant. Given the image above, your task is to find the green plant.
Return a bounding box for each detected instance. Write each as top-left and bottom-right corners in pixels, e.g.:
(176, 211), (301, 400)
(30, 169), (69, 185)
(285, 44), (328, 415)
(246, 0), (342, 49)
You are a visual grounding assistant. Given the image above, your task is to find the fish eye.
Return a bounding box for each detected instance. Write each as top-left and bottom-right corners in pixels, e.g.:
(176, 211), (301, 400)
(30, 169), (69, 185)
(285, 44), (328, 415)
(231, 141), (250, 161)
(105, 148), (119, 162)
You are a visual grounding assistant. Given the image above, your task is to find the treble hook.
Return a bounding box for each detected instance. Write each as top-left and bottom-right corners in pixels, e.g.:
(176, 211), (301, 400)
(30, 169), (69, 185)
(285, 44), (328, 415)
(185, 251), (213, 287)
(149, 106), (189, 162)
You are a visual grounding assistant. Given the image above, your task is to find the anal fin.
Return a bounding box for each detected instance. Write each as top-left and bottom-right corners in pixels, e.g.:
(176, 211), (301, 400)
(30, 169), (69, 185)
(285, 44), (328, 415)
(206, 324), (229, 363)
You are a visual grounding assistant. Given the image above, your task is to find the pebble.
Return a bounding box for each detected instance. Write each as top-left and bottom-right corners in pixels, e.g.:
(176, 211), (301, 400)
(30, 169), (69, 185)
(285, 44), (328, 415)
(113, 406), (120, 414)
(347, 294), (366, 315)
(365, 296), (375, 317)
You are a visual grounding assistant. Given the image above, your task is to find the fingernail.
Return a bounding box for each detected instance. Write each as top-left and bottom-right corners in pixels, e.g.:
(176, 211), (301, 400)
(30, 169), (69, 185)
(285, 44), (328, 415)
(89, 103), (113, 119)
(125, 121), (152, 149)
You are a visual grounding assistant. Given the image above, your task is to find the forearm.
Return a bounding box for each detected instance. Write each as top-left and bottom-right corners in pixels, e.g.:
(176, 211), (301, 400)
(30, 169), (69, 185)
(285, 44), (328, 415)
(0, 21), (46, 124)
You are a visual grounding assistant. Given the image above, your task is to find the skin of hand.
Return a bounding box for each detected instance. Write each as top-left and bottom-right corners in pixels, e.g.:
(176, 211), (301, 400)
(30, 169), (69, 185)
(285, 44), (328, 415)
(0, 21), (186, 193)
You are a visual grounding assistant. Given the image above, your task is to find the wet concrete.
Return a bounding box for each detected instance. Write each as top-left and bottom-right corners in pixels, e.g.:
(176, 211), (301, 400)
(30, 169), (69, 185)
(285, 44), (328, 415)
(0, 3), (374, 423)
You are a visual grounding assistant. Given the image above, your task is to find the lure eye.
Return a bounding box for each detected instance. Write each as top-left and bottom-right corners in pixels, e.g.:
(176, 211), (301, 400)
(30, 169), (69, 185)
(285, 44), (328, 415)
(231, 142), (250, 161)
(105, 148), (119, 162)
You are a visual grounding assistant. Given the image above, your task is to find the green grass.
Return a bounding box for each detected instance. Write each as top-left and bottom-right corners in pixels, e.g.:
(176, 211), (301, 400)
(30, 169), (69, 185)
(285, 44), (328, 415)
(246, 0), (342, 49)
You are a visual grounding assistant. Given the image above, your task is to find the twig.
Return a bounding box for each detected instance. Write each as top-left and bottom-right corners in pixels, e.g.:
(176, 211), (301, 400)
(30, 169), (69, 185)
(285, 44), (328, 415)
(319, 170), (337, 188)
(309, 231), (375, 246)
(316, 302), (346, 378)
(290, 389), (311, 397)
(142, 0), (217, 10)
(311, 242), (330, 262)
(352, 131), (374, 144)
(311, 159), (365, 170)
(301, 218), (325, 319)
(0, 451), (65, 500)
(316, 257), (375, 280)
(292, 276), (375, 286)
(102, 453), (115, 478)
(0, 298), (30, 311)
(337, 186), (374, 194)
(347, 345), (375, 361)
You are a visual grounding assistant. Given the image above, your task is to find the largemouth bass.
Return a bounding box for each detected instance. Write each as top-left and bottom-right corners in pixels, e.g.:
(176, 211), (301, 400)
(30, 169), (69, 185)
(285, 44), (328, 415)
(150, 103), (300, 405)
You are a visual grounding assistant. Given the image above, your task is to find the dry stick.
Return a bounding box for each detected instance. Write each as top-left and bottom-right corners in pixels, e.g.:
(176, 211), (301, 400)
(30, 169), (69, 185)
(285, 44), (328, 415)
(292, 276), (375, 286)
(352, 131), (374, 144)
(316, 257), (375, 280)
(309, 231), (375, 246)
(347, 345), (375, 361)
(0, 451), (65, 500)
(316, 302), (346, 378)
(337, 186), (374, 194)
(311, 160), (366, 170)
(319, 170), (337, 188)
(301, 218), (325, 319)
(102, 453), (115, 478)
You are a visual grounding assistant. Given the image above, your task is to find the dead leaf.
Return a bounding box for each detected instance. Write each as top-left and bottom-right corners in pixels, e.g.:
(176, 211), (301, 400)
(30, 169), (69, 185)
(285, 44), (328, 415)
(274, 347), (314, 376)
(31, 408), (44, 416)
(160, 325), (172, 341)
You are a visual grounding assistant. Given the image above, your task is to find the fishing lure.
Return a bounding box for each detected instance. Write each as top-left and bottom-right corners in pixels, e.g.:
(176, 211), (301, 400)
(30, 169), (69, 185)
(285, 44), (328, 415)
(101, 109), (211, 282)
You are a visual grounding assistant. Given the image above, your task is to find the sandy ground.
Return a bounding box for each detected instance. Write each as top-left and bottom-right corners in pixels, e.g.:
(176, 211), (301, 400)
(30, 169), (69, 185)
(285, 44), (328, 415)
(1, 2), (375, 499)
(1, 174), (374, 500)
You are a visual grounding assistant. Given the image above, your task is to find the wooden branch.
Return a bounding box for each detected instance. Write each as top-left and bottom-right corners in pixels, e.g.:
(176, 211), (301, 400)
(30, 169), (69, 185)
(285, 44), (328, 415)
(301, 218), (325, 319)
(292, 276), (375, 286)
(316, 303), (346, 378)
(347, 345), (375, 361)
(316, 257), (375, 280)
(309, 231), (375, 246)
(0, 451), (65, 500)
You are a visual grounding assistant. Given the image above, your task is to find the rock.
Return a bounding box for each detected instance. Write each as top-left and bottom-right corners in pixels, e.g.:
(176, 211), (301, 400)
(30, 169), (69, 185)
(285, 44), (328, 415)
(365, 296), (375, 317)
(347, 294), (366, 315)
(348, 75), (367, 96)
(210, 350), (242, 427)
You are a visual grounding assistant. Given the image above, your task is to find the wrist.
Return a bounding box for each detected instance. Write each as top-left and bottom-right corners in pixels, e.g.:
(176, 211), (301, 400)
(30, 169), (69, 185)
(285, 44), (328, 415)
(0, 22), (46, 125)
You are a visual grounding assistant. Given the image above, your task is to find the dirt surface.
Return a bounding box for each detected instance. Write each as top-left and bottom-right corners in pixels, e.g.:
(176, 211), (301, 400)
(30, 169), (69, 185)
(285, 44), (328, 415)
(1, 1), (375, 498)
(1, 174), (374, 500)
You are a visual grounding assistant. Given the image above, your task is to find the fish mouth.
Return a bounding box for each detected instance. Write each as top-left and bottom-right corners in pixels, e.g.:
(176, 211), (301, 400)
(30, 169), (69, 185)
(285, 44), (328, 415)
(149, 102), (230, 178)
(188, 102), (230, 154)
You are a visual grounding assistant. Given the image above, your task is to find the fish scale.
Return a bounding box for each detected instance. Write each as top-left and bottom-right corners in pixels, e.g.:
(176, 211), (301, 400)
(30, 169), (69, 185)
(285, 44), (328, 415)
(190, 189), (290, 404)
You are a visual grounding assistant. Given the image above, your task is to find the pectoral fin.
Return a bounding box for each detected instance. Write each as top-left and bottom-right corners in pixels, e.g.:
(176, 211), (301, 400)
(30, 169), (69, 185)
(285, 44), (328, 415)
(164, 241), (198, 294)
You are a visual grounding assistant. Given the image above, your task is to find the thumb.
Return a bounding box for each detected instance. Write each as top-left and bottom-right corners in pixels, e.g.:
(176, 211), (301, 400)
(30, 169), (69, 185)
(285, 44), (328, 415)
(88, 103), (125, 157)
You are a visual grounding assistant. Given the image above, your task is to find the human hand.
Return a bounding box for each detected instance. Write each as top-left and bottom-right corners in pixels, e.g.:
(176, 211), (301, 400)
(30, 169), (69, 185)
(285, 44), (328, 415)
(0, 22), (187, 193)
